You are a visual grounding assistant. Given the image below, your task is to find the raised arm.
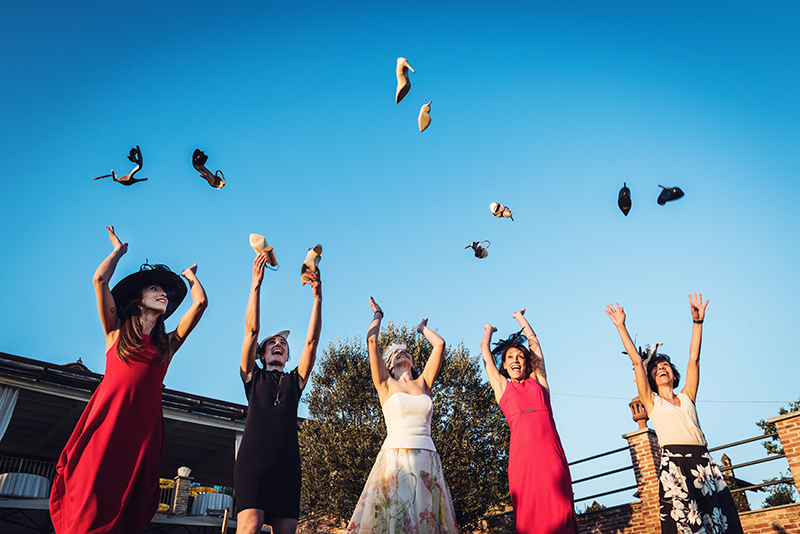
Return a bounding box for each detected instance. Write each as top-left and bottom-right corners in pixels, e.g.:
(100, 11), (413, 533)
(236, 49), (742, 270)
(480, 324), (507, 403)
(241, 254), (268, 382)
(367, 297), (390, 395)
(682, 293), (708, 402)
(606, 303), (654, 412)
(168, 264), (208, 359)
(418, 317), (446, 390)
(94, 226), (126, 344)
(513, 308), (548, 389)
(296, 269), (322, 389)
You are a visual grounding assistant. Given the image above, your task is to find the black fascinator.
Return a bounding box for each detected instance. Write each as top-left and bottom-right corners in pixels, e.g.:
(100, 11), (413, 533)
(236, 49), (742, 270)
(491, 329), (527, 369)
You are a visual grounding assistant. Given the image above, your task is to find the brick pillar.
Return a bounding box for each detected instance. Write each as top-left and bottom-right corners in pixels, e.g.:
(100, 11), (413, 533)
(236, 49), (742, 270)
(172, 475), (194, 516)
(770, 410), (800, 493)
(623, 428), (661, 534)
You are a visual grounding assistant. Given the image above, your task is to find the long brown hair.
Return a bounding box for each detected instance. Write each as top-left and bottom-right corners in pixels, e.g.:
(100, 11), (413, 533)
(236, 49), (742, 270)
(116, 294), (170, 365)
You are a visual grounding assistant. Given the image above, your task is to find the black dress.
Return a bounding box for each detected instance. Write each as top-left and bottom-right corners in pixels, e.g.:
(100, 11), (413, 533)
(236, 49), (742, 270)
(234, 367), (303, 521)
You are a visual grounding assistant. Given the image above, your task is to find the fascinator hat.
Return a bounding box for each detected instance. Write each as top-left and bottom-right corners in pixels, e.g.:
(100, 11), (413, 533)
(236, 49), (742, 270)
(111, 263), (187, 320)
(490, 329), (528, 370)
(639, 343), (680, 390)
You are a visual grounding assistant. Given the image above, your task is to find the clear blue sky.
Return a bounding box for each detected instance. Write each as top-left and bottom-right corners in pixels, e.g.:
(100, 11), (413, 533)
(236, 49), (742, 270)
(1, 1), (798, 507)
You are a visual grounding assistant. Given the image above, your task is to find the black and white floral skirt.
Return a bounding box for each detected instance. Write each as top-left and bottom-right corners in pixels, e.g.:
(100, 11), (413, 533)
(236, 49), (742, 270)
(658, 445), (743, 534)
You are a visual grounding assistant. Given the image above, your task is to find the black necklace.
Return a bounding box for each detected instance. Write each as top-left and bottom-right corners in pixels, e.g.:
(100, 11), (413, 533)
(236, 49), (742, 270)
(267, 369), (284, 406)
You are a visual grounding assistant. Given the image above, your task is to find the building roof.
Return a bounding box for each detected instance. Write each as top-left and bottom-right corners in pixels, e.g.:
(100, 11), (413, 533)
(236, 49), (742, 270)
(0, 351), (253, 487)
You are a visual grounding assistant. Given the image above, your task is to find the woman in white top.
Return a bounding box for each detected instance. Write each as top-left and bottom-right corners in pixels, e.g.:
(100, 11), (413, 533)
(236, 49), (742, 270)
(346, 297), (458, 534)
(606, 293), (743, 534)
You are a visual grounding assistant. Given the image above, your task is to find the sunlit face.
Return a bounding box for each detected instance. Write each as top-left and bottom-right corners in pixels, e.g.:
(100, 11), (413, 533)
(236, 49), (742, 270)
(140, 285), (168, 315)
(263, 336), (289, 368)
(650, 359), (674, 388)
(389, 349), (412, 376)
(503, 347), (527, 382)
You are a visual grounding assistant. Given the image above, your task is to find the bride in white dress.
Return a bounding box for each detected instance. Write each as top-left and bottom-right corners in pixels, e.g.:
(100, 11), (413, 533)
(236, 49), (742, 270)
(346, 297), (458, 534)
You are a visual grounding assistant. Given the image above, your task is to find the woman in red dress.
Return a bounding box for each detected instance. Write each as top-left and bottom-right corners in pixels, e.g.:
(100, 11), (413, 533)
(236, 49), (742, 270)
(480, 309), (579, 534)
(49, 226), (208, 534)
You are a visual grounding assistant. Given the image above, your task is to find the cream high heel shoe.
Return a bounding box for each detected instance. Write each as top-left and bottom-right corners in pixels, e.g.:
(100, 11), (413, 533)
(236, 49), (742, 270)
(250, 234), (279, 270)
(418, 101), (432, 132)
(395, 57), (415, 103)
(301, 244), (322, 285)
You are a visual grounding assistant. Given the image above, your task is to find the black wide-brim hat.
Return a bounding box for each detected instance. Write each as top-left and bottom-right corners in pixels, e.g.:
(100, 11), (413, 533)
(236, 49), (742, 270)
(111, 263), (187, 320)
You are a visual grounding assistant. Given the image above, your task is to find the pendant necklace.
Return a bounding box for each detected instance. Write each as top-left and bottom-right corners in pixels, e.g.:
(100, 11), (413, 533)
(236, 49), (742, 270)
(267, 370), (284, 406)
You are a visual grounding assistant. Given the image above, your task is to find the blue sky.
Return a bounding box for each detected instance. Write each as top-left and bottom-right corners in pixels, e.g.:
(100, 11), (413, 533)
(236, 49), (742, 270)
(1, 1), (798, 507)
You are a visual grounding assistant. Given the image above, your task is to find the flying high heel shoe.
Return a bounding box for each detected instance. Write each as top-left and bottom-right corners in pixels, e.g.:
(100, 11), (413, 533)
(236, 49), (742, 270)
(418, 101), (432, 132)
(93, 145), (147, 185)
(395, 57), (415, 103)
(465, 241), (490, 259)
(618, 183), (632, 216)
(193, 149), (226, 190)
(657, 185), (684, 205)
(490, 202), (513, 221)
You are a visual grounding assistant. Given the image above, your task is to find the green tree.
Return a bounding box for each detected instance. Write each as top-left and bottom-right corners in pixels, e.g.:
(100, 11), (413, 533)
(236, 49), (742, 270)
(755, 398), (800, 455)
(298, 322), (510, 531)
(754, 399), (799, 508)
(762, 472), (797, 508)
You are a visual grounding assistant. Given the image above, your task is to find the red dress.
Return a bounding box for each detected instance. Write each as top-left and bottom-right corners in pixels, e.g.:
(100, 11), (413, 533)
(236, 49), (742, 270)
(50, 335), (168, 534)
(499, 378), (579, 534)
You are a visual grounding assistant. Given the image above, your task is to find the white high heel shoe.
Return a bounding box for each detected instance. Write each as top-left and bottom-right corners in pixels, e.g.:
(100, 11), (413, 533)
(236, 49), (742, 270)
(395, 57), (415, 103)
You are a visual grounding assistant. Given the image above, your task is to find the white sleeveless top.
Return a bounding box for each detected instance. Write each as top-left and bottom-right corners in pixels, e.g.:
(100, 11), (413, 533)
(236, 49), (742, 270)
(381, 392), (436, 451)
(648, 392), (707, 447)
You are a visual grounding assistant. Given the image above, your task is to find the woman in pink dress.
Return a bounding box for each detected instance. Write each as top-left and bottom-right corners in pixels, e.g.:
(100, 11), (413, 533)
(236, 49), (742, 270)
(480, 309), (579, 534)
(49, 226), (208, 534)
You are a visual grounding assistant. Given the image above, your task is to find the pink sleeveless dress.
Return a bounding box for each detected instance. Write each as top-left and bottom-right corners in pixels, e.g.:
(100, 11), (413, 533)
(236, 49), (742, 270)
(499, 378), (579, 534)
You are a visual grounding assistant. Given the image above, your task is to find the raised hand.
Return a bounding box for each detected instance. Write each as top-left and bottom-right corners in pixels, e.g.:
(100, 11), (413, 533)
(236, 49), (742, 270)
(369, 297), (382, 316)
(416, 317), (429, 334)
(252, 254), (268, 286)
(512, 308), (526, 321)
(689, 293), (709, 322)
(482, 324), (497, 334)
(181, 263), (198, 279)
(605, 303), (626, 327)
(106, 226), (128, 255)
(305, 267), (322, 299)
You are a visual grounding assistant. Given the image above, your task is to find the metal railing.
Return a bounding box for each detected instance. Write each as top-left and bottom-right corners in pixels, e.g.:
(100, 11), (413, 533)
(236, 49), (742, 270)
(0, 456), (56, 499)
(158, 479), (175, 513)
(708, 432), (794, 497)
(569, 446), (637, 504)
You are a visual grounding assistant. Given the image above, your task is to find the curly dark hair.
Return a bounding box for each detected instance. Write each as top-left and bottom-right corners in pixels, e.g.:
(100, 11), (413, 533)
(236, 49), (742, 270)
(646, 354), (681, 391)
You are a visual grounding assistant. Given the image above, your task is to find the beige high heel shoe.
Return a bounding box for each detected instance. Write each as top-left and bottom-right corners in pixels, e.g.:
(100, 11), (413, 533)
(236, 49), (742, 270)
(395, 57), (415, 103)
(418, 101), (432, 132)
(250, 234), (279, 270)
(301, 244), (323, 285)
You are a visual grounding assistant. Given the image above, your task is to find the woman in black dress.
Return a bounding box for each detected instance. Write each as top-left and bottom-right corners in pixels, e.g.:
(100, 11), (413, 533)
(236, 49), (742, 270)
(234, 253), (322, 534)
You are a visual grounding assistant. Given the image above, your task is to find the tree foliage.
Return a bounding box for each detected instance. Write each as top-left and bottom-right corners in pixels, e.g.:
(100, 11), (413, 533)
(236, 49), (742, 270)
(755, 398), (799, 455)
(762, 472), (797, 508)
(298, 322), (510, 530)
